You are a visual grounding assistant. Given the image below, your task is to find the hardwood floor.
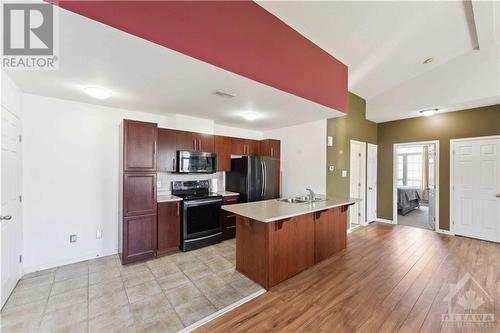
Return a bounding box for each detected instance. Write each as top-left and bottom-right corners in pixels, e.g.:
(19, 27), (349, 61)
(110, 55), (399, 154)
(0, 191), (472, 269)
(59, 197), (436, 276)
(196, 223), (499, 332)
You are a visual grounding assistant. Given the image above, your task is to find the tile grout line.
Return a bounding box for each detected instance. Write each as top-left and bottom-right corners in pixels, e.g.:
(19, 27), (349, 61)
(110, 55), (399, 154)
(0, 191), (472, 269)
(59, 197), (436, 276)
(36, 269), (56, 332)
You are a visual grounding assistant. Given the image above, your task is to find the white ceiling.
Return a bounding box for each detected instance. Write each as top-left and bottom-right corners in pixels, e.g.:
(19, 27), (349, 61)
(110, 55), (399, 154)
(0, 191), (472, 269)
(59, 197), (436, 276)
(5, 5), (343, 131)
(258, 0), (500, 122)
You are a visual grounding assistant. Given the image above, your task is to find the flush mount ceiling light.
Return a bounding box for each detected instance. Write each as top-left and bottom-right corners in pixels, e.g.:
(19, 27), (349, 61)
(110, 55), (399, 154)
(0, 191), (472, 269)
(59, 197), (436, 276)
(242, 111), (260, 121)
(83, 86), (113, 99)
(423, 57), (434, 64)
(420, 108), (438, 117)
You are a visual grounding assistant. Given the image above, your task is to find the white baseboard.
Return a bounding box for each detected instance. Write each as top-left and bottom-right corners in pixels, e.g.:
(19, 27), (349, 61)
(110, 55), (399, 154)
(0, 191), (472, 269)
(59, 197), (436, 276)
(375, 218), (394, 224)
(180, 288), (266, 332)
(23, 248), (118, 274)
(436, 229), (454, 236)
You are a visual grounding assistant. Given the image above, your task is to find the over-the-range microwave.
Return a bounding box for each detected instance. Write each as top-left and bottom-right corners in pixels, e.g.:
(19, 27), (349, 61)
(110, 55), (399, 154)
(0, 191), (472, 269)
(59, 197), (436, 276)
(176, 151), (217, 173)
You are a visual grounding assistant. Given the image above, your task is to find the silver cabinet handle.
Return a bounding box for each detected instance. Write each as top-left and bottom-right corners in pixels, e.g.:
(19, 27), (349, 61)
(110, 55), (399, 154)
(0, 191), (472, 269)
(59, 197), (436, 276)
(1, 215), (12, 220)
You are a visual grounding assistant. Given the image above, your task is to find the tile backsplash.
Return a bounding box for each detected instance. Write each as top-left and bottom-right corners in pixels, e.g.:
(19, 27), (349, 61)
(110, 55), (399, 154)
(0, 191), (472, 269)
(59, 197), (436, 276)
(157, 172), (225, 194)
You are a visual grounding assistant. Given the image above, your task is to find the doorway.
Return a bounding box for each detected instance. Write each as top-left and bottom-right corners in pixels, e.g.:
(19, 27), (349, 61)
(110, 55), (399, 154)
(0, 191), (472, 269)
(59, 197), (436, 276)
(349, 140), (366, 229)
(393, 141), (439, 231)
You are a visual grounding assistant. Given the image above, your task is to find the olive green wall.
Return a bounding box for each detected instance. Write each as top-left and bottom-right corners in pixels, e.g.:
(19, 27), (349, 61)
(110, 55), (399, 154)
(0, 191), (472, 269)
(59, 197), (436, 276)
(377, 104), (500, 230)
(326, 93), (377, 197)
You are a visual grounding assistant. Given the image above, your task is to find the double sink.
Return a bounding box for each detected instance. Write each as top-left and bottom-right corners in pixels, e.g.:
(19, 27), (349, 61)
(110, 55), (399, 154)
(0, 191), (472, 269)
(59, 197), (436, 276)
(279, 195), (326, 204)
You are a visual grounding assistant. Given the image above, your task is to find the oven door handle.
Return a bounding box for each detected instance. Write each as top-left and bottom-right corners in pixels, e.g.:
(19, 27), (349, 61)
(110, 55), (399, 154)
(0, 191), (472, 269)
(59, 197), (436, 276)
(183, 199), (223, 207)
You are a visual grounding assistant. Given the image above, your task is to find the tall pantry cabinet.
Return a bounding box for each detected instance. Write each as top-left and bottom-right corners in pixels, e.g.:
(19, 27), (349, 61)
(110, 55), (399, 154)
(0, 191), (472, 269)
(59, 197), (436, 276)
(119, 120), (158, 264)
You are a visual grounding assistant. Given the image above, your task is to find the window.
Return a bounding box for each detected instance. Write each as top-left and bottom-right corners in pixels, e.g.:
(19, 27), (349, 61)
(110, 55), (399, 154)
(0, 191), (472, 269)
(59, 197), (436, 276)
(397, 146), (423, 187)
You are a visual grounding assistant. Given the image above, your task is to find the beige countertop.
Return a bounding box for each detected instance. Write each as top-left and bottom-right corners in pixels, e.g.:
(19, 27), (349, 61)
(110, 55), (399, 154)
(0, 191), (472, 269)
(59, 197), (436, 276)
(222, 196), (360, 223)
(157, 194), (182, 203)
(217, 191), (239, 197)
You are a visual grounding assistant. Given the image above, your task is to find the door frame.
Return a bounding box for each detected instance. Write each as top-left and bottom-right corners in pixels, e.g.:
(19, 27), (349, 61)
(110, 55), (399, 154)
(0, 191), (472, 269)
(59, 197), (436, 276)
(449, 135), (500, 236)
(392, 140), (439, 231)
(349, 140), (367, 228)
(366, 143), (378, 223)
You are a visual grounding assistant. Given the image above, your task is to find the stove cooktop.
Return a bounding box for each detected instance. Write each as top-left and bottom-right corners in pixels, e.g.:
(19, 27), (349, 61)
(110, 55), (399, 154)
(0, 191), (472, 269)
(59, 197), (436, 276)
(174, 192), (222, 201)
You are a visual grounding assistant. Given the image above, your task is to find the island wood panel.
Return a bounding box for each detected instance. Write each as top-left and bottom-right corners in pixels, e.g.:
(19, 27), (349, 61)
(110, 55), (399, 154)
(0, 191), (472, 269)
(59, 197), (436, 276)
(236, 216), (269, 288)
(157, 201), (180, 256)
(268, 214), (315, 288)
(314, 206), (348, 262)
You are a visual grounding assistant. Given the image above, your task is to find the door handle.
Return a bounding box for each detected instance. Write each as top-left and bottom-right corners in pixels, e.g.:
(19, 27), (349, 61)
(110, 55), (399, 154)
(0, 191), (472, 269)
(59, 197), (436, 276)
(496, 194), (500, 198)
(368, 187), (373, 190)
(0, 215), (12, 220)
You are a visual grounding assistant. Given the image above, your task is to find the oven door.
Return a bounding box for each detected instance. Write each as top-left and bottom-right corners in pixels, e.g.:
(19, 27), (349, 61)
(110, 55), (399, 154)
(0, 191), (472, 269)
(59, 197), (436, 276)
(177, 151), (216, 173)
(183, 198), (222, 240)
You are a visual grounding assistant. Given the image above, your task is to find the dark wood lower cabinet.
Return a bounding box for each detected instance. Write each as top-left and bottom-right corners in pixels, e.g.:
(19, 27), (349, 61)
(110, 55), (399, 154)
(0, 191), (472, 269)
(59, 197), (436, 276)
(157, 201), (181, 256)
(122, 214), (157, 264)
(222, 195), (239, 240)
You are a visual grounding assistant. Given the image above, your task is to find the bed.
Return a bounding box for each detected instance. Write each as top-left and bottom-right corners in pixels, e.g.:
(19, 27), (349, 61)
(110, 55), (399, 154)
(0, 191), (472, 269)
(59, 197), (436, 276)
(397, 187), (421, 215)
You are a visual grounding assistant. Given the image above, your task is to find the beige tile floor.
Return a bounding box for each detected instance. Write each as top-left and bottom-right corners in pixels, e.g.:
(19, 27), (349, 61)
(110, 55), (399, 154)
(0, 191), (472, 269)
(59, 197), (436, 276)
(0, 239), (263, 333)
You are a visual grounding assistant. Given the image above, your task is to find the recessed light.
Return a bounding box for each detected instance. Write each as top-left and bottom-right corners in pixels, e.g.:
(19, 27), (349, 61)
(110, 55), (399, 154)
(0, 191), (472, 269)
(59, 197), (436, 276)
(423, 57), (434, 64)
(242, 111), (259, 121)
(84, 86), (113, 99)
(420, 108), (438, 117)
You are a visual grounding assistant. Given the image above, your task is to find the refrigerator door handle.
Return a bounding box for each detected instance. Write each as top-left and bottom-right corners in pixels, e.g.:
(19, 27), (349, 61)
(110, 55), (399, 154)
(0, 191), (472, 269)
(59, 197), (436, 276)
(261, 161), (265, 199)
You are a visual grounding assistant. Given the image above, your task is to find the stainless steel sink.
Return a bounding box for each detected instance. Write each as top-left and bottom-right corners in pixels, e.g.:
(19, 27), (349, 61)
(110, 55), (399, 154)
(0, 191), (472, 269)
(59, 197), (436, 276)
(278, 196), (327, 204)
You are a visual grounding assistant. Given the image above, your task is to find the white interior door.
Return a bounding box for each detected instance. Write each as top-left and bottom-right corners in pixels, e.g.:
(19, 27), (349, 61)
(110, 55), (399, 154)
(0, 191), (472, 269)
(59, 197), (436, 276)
(452, 138), (500, 242)
(349, 140), (366, 228)
(366, 144), (377, 223)
(1, 96), (23, 308)
(427, 144), (436, 230)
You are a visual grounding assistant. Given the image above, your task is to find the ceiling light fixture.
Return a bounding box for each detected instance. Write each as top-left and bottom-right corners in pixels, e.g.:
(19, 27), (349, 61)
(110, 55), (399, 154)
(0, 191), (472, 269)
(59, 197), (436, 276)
(242, 111), (260, 121)
(84, 86), (113, 99)
(420, 108), (438, 117)
(423, 57), (434, 64)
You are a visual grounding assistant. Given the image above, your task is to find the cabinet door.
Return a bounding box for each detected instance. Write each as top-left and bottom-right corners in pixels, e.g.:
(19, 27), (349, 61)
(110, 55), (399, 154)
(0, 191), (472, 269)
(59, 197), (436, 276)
(197, 133), (214, 152)
(259, 139), (280, 159)
(268, 214), (315, 287)
(157, 201), (180, 255)
(246, 139), (260, 156)
(123, 173), (157, 216)
(123, 120), (157, 172)
(176, 130), (196, 151)
(122, 214), (157, 264)
(215, 136), (232, 171)
(221, 195), (239, 239)
(157, 128), (177, 172)
(333, 206), (348, 253)
(231, 138), (246, 155)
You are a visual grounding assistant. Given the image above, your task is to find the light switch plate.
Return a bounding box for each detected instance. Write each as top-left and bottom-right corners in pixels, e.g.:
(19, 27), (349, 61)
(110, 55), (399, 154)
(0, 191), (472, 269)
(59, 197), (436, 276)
(342, 170), (348, 177)
(327, 136), (333, 146)
(329, 165), (335, 171)
(70, 234), (77, 243)
(96, 230), (102, 239)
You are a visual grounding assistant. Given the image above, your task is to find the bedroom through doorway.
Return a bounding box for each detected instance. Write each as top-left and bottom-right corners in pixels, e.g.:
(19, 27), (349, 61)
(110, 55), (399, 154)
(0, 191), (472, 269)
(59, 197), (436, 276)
(393, 141), (439, 231)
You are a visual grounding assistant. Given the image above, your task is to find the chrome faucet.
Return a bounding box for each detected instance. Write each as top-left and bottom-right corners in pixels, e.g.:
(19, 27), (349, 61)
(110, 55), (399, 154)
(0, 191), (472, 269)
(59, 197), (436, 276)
(306, 188), (315, 202)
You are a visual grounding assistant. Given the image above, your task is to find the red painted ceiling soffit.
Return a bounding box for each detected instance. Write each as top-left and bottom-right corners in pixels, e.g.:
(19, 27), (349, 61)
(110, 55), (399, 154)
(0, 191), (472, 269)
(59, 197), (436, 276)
(51, 0), (348, 113)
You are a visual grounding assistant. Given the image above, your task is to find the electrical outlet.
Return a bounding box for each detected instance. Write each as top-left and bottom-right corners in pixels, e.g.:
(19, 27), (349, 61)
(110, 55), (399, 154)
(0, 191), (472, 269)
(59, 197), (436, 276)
(342, 170), (348, 177)
(329, 165), (335, 171)
(70, 234), (77, 243)
(96, 230), (102, 239)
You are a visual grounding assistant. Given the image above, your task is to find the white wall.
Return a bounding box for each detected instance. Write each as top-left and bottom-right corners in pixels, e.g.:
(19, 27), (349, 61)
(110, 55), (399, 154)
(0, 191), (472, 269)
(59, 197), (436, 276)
(21, 94), (262, 273)
(264, 119), (327, 196)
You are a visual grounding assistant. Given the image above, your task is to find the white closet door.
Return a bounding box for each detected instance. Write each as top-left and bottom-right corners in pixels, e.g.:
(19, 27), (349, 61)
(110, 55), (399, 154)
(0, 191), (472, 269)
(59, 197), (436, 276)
(366, 144), (377, 223)
(452, 137), (500, 242)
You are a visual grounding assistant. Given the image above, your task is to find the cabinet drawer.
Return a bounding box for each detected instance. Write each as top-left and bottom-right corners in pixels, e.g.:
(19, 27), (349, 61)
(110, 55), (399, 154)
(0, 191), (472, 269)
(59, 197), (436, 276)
(223, 195), (239, 204)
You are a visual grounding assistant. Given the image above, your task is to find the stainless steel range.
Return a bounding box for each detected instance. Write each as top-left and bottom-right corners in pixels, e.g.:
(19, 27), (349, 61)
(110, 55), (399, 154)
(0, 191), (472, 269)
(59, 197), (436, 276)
(172, 180), (223, 251)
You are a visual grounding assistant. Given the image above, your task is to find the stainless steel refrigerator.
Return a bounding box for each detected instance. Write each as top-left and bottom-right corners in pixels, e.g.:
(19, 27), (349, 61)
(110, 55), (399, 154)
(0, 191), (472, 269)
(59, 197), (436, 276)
(225, 156), (275, 202)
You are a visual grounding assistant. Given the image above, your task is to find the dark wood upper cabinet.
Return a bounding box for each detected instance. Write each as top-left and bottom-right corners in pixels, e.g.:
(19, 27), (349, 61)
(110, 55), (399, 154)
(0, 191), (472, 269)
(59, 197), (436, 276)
(176, 130), (197, 151)
(123, 173), (157, 217)
(231, 138), (259, 156)
(215, 135), (232, 171)
(122, 214), (157, 264)
(157, 201), (180, 256)
(246, 139), (260, 156)
(123, 120), (157, 172)
(157, 128), (177, 172)
(196, 133), (214, 152)
(260, 139), (281, 159)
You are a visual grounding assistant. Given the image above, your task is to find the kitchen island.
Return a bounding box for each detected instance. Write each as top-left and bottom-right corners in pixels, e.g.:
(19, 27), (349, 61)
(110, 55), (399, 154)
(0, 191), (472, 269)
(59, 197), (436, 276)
(222, 196), (358, 289)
